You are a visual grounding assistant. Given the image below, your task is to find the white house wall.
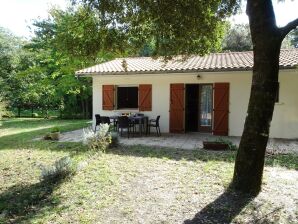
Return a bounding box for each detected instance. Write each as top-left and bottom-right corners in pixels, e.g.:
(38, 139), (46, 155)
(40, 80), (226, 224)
(92, 69), (298, 139)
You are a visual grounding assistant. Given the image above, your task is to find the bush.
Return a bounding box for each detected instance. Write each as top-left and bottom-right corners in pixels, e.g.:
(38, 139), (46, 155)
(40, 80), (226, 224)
(215, 137), (238, 151)
(83, 124), (111, 153)
(51, 126), (60, 133)
(32, 112), (39, 118)
(39, 156), (76, 183)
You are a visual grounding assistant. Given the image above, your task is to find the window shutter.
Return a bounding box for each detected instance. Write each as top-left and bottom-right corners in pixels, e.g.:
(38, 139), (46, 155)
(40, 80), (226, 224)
(102, 85), (114, 110)
(169, 83), (185, 133)
(139, 84), (152, 111)
(213, 83), (229, 136)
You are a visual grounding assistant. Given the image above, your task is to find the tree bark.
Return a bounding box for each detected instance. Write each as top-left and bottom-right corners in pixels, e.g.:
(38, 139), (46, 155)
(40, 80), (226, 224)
(232, 0), (283, 194)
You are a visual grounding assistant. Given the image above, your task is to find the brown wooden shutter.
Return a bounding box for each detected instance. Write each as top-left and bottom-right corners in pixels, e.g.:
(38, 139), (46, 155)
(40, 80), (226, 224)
(102, 85), (114, 110)
(139, 84), (152, 111)
(170, 83), (185, 133)
(213, 83), (229, 136)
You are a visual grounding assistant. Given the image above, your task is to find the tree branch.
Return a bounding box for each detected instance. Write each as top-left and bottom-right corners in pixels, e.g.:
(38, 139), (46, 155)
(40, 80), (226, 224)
(280, 18), (298, 38)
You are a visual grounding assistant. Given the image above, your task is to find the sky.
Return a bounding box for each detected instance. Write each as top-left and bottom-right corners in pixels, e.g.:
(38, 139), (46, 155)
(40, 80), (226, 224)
(0, 0), (297, 38)
(0, 0), (68, 38)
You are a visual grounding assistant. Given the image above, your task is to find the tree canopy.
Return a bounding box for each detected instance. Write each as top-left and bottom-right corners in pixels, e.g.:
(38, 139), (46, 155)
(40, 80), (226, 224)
(71, 0), (240, 57)
(222, 23), (252, 51)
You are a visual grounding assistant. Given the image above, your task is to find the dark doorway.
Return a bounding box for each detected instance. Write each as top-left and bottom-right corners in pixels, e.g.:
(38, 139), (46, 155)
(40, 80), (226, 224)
(185, 84), (199, 132)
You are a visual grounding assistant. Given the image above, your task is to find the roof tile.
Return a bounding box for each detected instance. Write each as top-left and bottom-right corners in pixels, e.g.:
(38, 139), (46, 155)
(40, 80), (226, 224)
(76, 49), (298, 75)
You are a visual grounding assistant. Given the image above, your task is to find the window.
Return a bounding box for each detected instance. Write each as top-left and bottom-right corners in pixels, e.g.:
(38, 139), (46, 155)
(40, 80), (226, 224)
(117, 86), (138, 109)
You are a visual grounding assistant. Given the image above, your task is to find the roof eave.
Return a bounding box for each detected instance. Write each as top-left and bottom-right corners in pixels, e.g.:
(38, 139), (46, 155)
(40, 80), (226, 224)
(75, 65), (297, 76)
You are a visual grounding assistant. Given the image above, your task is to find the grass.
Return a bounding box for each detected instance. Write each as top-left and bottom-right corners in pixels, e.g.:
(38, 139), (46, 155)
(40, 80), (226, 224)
(0, 118), (297, 223)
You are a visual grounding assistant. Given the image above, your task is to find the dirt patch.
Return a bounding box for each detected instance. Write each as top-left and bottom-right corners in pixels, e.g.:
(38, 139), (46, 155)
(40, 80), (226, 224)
(94, 148), (298, 224)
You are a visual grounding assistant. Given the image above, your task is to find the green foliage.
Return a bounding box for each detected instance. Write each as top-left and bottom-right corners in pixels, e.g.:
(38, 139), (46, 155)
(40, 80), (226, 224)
(83, 124), (112, 153)
(288, 29), (298, 48)
(222, 23), (252, 52)
(51, 126), (60, 133)
(32, 112), (39, 118)
(0, 98), (9, 119)
(215, 137), (238, 151)
(72, 0), (241, 57)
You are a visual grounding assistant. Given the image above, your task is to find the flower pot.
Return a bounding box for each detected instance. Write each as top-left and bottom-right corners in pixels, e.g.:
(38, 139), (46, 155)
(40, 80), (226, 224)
(50, 132), (60, 141)
(203, 141), (229, 150)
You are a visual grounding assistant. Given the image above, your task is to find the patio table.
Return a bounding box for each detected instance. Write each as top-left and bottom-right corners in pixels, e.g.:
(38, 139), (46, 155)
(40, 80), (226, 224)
(129, 116), (148, 136)
(109, 115), (148, 136)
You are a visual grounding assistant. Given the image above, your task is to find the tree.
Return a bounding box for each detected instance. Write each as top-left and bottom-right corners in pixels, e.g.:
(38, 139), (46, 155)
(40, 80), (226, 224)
(29, 6), (97, 119)
(222, 23), (253, 51)
(0, 27), (31, 116)
(72, 0), (298, 194)
(222, 23), (295, 52)
(288, 29), (298, 47)
(232, 0), (298, 194)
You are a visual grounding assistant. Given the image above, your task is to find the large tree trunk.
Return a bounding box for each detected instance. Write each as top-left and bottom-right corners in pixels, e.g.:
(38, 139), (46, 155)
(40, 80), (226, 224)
(232, 0), (282, 194)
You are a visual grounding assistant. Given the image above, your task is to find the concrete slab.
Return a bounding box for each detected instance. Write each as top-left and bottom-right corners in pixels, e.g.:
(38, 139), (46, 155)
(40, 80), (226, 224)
(57, 129), (298, 154)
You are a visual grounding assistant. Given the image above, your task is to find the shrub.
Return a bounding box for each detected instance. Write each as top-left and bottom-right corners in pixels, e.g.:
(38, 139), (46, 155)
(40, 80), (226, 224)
(51, 126), (60, 133)
(215, 137), (238, 151)
(83, 124), (111, 153)
(32, 112), (39, 118)
(39, 156), (76, 183)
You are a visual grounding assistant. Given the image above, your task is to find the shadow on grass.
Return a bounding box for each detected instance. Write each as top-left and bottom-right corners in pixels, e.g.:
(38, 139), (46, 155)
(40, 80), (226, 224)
(108, 145), (236, 162)
(0, 178), (66, 223)
(184, 188), (254, 224)
(107, 145), (298, 169)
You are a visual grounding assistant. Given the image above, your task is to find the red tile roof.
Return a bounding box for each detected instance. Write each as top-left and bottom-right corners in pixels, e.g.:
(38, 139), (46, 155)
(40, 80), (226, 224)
(76, 49), (298, 75)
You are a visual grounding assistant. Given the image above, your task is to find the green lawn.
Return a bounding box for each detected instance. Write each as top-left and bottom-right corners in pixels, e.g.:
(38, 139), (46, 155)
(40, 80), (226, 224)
(0, 118), (297, 223)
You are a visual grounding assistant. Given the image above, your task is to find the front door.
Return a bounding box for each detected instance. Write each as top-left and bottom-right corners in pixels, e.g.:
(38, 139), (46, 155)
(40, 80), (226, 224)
(171, 83), (229, 135)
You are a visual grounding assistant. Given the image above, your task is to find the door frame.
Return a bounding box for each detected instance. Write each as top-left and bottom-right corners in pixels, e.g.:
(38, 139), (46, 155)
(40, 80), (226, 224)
(172, 83), (214, 133)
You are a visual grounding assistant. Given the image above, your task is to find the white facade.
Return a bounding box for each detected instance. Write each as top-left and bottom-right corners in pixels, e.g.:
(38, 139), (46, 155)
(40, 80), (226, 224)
(92, 69), (298, 139)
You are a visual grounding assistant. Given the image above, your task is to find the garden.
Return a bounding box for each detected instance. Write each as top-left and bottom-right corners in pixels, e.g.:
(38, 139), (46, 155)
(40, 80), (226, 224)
(0, 118), (297, 223)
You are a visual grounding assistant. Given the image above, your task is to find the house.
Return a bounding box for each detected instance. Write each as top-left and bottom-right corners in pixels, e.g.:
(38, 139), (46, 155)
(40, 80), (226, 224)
(76, 49), (298, 139)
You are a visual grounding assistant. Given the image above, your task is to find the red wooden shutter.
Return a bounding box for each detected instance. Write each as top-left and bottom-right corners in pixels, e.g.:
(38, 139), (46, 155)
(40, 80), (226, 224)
(139, 84), (152, 111)
(170, 83), (185, 133)
(213, 83), (229, 136)
(102, 85), (114, 110)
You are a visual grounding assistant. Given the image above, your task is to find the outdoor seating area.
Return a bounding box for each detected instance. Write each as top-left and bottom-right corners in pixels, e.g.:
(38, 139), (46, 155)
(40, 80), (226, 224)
(94, 113), (161, 138)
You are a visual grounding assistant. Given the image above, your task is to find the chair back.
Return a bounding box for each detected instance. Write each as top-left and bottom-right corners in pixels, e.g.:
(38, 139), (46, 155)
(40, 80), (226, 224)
(95, 114), (101, 125)
(156, 115), (161, 126)
(100, 116), (110, 125)
(118, 116), (129, 128)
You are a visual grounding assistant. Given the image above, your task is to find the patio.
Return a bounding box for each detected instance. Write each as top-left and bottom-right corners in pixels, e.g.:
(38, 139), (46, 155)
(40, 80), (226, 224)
(58, 128), (298, 154)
